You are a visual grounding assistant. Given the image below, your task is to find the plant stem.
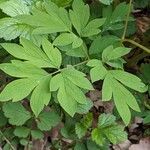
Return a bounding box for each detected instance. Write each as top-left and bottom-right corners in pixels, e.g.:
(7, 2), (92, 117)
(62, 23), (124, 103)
(123, 39), (150, 53)
(50, 60), (88, 75)
(73, 60), (89, 67)
(0, 131), (16, 150)
(121, 0), (132, 41)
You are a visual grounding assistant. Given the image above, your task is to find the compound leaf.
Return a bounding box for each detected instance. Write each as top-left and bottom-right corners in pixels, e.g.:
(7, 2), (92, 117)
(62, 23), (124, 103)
(50, 71), (89, 116)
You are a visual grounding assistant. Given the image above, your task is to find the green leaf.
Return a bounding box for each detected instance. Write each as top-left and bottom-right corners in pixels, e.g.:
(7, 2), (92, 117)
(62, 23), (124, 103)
(20, 139), (28, 146)
(14, 127), (30, 138)
(86, 140), (106, 150)
(72, 36), (83, 49)
(0, 59), (52, 117)
(89, 35), (120, 54)
(102, 45), (113, 61)
(2, 102), (31, 125)
(92, 113), (127, 145)
(141, 64), (150, 82)
(74, 142), (86, 150)
(59, 44), (87, 57)
(44, 1), (71, 30)
(53, 33), (74, 46)
(104, 125), (127, 144)
(1, 40), (46, 68)
(0, 0), (29, 17)
(0, 18), (32, 40)
(77, 99), (93, 114)
(75, 123), (87, 139)
(0, 0), (7, 5)
(50, 71), (89, 116)
(134, 0), (150, 8)
(143, 113), (150, 124)
(112, 79), (134, 125)
(53, 33), (83, 48)
(102, 46), (131, 62)
(20, 37), (56, 68)
(0, 60), (48, 78)
(62, 67), (93, 90)
(99, 0), (113, 5)
(103, 2), (130, 31)
(92, 128), (105, 146)
(87, 59), (108, 82)
(51, 0), (72, 7)
(37, 111), (60, 131)
(0, 78), (37, 102)
(98, 113), (116, 128)
(75, 113), (93, 138)
(69, 0), (90, 35)
(102, 74), (113, 101)
(110, 2), (129, 23)
(114, 78), (140, 111)
(2, 38), (62, 68)
(81, 18), (106, 37)
(19, 1), (71, 34)
(30, 76), (51, 117)
(42, 38), (62, 68)
(50, 74), (77, 116)
(101, 71), (142, 125)
(1, 42), (28, 60)
(31, 130), (44, 139)
(0, 110), (7, 127)
(111, 70), (148, 92)
(141, 64), (150, 95)
(106, 58), (125, 69)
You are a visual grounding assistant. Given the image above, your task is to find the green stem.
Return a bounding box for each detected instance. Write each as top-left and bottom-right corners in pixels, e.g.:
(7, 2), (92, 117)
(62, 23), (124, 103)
(51, 60), (88, 76)
(123, 39), (150, 53)
(73, 60), (89, 67)
(121, 0), (132, 41)
(0, 131), (16, 150)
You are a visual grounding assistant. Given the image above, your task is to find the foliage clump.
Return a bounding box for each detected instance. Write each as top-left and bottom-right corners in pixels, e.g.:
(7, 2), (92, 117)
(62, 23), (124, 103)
(0, 0), (150, 149)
